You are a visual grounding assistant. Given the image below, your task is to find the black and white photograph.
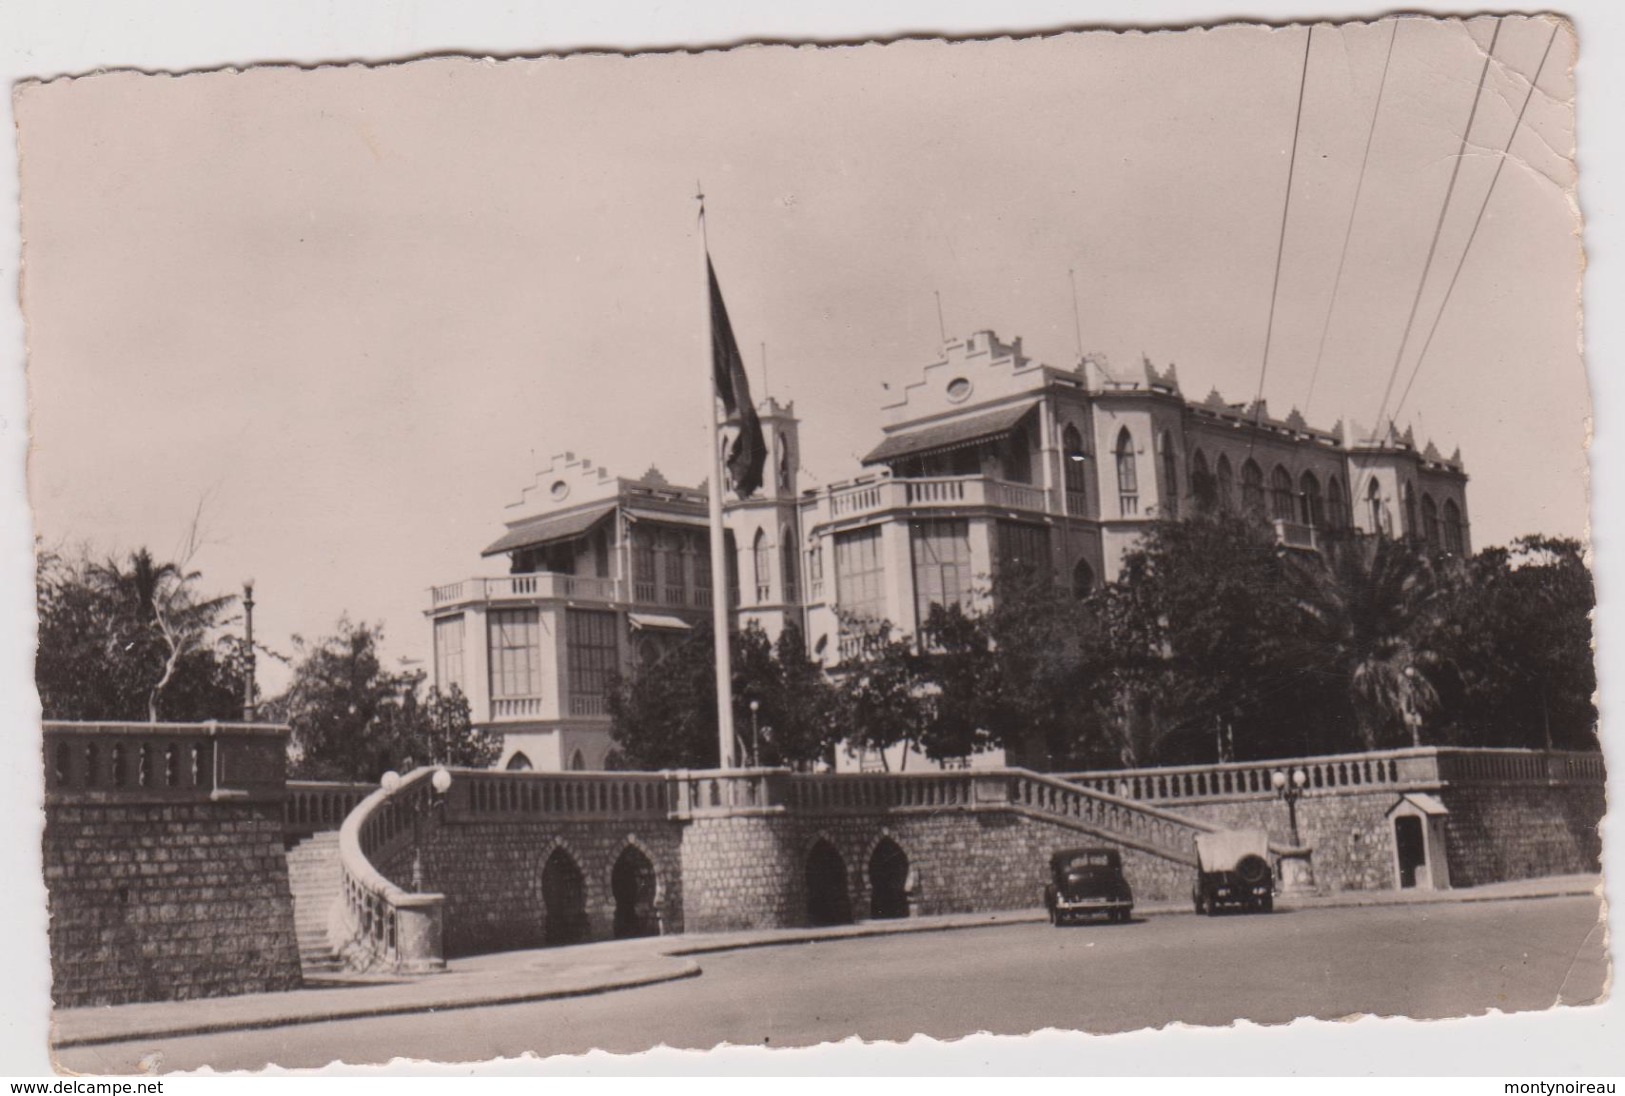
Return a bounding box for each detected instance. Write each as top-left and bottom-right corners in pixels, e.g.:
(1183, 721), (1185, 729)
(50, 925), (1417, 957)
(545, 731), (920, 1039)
(2, 2), (1618, 1079)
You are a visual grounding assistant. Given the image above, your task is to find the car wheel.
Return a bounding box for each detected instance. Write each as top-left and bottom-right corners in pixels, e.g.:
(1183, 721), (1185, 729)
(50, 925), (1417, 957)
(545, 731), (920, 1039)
(1206, 898), (1222, 917)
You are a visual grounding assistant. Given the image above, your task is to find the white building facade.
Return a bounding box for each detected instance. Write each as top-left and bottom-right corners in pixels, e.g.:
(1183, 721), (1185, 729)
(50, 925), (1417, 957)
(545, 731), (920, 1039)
(428, 331), (1470, 773)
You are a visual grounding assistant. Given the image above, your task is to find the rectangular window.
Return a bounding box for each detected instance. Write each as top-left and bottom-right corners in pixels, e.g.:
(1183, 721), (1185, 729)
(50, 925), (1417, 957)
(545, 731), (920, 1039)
(488, 609), (541, 699)
(996, 522), (1052, 581)
(911, 519), (973, 627)
(567, 610), (619, 714)
(663, 530), (688, 606)
(632, 529), (656, 603)
(834, 526), (887, 622)
(433, 615), (465, 693)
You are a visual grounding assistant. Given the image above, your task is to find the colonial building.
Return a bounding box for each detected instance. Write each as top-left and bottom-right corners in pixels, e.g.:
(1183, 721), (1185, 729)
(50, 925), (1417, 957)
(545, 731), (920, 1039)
(427, 330), (1469, 773)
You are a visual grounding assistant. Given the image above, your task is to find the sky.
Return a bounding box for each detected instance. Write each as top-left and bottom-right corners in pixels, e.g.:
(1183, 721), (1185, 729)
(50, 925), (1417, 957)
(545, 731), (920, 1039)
(16, 14), (1584, 691)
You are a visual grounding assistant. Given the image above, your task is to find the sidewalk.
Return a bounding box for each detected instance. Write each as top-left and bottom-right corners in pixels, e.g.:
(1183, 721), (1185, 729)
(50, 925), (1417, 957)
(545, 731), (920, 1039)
(50, 872), (1604, 1049)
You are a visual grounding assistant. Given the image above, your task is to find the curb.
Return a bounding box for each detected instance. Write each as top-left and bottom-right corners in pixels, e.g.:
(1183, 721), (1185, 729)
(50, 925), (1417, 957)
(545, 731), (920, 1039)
(50, 959), (702, 1050)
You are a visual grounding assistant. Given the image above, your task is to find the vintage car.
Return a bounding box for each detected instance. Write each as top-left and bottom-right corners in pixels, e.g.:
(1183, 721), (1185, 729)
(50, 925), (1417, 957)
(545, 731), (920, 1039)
(1043, 847), (1134, 925)
(1192, 828), (1274, 915)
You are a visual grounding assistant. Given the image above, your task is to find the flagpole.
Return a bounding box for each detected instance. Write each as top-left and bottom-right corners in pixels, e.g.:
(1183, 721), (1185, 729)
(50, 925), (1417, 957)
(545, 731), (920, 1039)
(697, 185), (737, 770)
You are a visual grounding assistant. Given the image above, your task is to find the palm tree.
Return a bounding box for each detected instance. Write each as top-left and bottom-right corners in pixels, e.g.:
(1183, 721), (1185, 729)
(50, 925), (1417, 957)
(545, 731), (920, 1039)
(1283, 532), (1450, 749)
(89, 548), (236, 721)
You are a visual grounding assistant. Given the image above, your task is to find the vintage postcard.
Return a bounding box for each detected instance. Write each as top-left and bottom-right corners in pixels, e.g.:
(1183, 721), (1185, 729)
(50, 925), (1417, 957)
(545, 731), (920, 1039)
(14, 13), (1608, 1075)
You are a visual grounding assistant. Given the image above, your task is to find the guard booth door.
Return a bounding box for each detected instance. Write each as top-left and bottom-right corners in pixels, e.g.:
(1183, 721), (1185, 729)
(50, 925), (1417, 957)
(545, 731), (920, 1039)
(1394, 815), (1426, 889)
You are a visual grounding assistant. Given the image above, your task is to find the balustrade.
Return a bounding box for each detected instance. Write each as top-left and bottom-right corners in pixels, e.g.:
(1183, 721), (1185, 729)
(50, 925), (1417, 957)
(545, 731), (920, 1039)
(822, 474), (1054, 521)
(285, 781), (374, 838)
(43, 721), (287, 803)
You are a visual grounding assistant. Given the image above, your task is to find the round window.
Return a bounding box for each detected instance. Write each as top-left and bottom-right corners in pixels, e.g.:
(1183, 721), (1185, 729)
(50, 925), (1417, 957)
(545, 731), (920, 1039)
(550, 480), (570, 501)
(946, 377), (972, 403)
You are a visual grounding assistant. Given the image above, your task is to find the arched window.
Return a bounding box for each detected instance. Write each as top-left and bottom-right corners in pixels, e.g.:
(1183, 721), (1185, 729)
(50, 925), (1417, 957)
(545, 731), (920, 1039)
(1160, 432), (1179, 518)
(1270, 466), (1294, 522)
(1072, 558), (1096, 599)
(1328, 476), (1347, 529)
(1299, 471), (1323, 528)
(752, 529), (771, 602)
(1114, 428), (1138, 516)
(780, 524), (799, 602)
(1404, 484), (1419, 540)
(1241, 460), (1265, 517)
(1422, 494), (1440, 548)
(505, 751), (534, 772)
(1190, 450), (1214, 514)
(569, 749), (587, 772)
(776, 432), (792, 493)
(1216, 455), (1235, 513)
(1062, 424), (1087, 497)
(1367, 478), (1386, 534)
(1443, 500), (1465, 554)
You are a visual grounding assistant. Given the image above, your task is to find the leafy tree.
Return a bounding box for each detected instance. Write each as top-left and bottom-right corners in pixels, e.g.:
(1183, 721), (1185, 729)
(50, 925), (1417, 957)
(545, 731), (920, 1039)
(274, 618), (501, 781)
(831, 615), (930, 770)
(35, 542), (246, 722)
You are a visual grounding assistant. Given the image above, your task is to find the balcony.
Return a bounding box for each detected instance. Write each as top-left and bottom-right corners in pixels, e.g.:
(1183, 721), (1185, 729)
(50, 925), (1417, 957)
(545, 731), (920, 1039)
(823, 474), (1051, 522)
(1272, 519), (1320, 551)
(430, 573), (712, 612)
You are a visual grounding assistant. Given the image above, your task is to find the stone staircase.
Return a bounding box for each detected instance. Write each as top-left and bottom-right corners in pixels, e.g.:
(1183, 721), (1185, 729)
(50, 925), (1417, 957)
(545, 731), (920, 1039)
(285, 830), (345, 977)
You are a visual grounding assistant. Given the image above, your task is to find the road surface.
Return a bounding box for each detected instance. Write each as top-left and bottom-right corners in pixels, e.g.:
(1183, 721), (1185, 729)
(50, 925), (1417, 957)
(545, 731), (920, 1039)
(58, 895), (1608, 1073)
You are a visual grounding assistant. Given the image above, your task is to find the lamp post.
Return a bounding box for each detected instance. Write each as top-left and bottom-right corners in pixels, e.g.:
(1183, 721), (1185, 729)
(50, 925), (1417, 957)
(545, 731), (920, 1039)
(241, 580), (257, 723)
(1402, 666), (1422, 747)
(381, 766), (454, 893)
(1270, 767), (1316, 894)
(749, 699), (760, 768)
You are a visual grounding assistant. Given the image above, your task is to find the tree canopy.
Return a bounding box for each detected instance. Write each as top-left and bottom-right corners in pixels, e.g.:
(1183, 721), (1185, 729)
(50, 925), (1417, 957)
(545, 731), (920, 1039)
(271, 617), (502, 781)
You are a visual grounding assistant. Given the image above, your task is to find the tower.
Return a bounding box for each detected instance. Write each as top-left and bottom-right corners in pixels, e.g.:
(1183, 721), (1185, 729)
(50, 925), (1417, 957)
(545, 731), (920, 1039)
(726, 396), (804, 643)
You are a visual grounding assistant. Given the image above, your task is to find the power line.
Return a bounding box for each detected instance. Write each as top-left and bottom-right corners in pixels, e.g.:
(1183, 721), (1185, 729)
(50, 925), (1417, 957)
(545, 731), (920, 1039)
(1304, 18), (1400, 418)
(1368, 16), (1503, 442)
(1392, 20), (1561, 422)
(1245, 25), (1315, 458)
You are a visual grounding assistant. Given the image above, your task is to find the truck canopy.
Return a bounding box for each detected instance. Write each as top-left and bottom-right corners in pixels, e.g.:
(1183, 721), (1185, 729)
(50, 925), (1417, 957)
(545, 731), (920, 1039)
(1195, 828), (1270, 872)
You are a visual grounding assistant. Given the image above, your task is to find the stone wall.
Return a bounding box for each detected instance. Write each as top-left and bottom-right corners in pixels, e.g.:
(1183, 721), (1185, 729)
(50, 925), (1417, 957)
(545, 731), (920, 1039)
(42, 722), (303, 1008)
(413, 817), (685, 958)
(1438, 784), (1606, 887)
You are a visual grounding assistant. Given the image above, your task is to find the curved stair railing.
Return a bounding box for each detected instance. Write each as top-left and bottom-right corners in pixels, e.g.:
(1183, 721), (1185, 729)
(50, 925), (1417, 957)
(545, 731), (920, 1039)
(332, 767), (446, 974)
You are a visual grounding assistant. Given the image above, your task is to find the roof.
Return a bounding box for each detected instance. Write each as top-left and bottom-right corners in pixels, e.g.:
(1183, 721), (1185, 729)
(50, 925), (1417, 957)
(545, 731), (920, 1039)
(1387, 792), (1449, 818)
(861, 400), (1039, 465)
(481, 502), (616, 557)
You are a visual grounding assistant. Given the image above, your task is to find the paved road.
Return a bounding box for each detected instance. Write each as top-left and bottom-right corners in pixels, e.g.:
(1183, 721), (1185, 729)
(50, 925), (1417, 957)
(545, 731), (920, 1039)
(59, 896), (1608, 1073)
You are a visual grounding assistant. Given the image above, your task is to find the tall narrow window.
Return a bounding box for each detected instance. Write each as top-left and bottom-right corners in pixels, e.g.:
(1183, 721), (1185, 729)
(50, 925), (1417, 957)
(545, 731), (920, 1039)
(1443, 500), (1465, 554)
(663, 530), (687, 606)
(1216, 455), (1235, 513)
(1328, 476), (1347, 529)
(753, 529), (772, 603)
(567, 609), (618, 715)
(776, 432), (792, 493)
(632, 530), (656, 603)
(1160, 432), (1179, 518)
(834, 526), (886, 622)
(1404, 484), (1419, 540)
(434, 615), (466, 693)
(1270, 466), (1295, 522)
(1062, 424), (1087, 493)
(1242, 460), (1265, 517)
(1299, 472), (1323, 527)
(489, 609), (541, 700)
(781, 526), (800, 603)
(1422, 494), (1440, 549)
(1191, 450), (1215, 514)
(911, 519), (973, 627)
(1115, 428), (1138, 516)
(1368, 479), (1386, 534)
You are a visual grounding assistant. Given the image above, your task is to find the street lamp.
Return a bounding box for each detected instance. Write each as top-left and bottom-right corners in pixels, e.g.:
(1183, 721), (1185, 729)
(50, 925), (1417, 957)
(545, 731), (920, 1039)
(381, 766), (454, 892)
(1271, 767), (1316, 894)
(1402, 666), (1422, 747)
(749, 699), (761, 768)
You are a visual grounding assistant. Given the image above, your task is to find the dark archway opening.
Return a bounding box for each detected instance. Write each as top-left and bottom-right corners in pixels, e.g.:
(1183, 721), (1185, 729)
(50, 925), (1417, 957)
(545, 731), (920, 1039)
(806, 840), (853, 926)
(1394, 815), (1426, 889)
(541, 848), (589, 946)
(868, 838), (910, 920)
(611, 845), (660, 939)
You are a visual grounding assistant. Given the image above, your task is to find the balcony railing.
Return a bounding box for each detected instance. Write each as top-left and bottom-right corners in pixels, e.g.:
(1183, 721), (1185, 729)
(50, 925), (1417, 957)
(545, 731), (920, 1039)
(430, 573), (712, 611)
(822, 474), (1053, 522)
(1273, 519), (1320, 550)
(491, 696), (544, 719)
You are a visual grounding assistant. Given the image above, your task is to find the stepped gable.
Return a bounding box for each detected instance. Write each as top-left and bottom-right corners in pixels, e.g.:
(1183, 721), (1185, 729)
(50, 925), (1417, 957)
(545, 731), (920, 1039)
(505, 450), (619, 520)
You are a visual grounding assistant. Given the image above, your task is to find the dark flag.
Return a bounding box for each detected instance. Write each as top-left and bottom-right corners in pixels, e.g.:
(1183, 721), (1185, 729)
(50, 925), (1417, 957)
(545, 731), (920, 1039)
(707, 256), (767, 498)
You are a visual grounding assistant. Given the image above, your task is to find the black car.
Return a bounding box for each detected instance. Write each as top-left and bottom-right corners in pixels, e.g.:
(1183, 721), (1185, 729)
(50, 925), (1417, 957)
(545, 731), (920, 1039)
(1043, 847), (1134, 925)
(1192, 829), (1274, 915)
